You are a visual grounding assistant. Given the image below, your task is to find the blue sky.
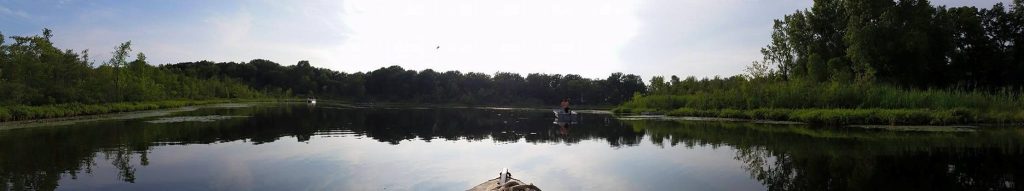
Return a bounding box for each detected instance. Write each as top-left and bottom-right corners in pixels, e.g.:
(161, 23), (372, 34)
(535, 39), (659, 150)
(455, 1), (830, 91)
(0, 0), (1012, 78)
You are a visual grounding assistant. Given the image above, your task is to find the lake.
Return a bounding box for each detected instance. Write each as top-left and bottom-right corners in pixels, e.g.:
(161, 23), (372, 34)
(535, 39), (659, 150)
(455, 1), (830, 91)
(1, 103), (1022, 190)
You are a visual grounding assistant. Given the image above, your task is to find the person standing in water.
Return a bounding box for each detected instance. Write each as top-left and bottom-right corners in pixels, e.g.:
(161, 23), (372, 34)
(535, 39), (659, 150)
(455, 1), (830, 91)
(560, 98), (571, 113)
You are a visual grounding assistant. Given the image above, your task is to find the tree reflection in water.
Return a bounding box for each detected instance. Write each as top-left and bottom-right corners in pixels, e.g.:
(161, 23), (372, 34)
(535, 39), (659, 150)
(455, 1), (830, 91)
(629, 120), (1024, 191)
(0, 104), (1022, 190)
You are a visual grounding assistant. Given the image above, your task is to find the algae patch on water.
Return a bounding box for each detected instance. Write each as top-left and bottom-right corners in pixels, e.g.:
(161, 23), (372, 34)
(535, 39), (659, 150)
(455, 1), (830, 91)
(146, 115), (248, 123)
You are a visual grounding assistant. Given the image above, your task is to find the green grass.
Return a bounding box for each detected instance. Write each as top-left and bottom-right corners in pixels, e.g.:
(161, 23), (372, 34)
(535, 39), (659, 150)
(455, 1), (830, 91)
(657, 108), (1006, 125)
(0, 99), (277, 122)
(615, 81), (1024, 125)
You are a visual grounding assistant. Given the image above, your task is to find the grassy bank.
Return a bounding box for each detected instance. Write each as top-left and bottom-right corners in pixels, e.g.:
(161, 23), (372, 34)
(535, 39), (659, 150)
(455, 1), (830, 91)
(614, 81), (1024, 125)
(654, 108), (1023, 125)
(0, 99), (281, 122)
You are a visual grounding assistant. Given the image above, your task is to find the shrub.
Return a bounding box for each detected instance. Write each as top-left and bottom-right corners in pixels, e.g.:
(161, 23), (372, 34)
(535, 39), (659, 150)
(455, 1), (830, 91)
(615, 80), (1024, 125)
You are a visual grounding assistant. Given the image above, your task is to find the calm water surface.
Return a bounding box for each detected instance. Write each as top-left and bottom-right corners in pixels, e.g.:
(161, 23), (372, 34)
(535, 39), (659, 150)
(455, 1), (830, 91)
(1, 103), (1023, 190)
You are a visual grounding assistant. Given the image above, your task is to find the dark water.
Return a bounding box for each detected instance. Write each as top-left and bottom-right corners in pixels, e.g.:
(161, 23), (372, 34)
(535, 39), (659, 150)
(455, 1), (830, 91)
(1, 103), (1023, 190)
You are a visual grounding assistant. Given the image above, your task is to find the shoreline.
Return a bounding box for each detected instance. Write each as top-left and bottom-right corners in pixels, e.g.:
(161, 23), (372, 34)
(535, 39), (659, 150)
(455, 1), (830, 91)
(616, 114), (982, 132)
(1, 103), (219, 130)
(613, 107), (1024, 127)
(3, 99), (1003, 132)
(0, 99), (611, 126)
(0, 99), (295, 124)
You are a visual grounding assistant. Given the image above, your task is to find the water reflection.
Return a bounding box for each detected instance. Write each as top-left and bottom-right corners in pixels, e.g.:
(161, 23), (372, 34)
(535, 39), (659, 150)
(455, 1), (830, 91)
(0, 104), (1022, 190)
(631, 120), (1024, 191)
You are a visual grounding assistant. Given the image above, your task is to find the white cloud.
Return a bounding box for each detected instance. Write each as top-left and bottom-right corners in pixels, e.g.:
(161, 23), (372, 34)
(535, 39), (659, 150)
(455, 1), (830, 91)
(331, 0), (640, 77)
(621, 0), (1012, 79)
(17, 0), (1016, 78)
(0, 4), (30, 18)
(39, 1), (351, 67)
(621, 0), (812, 79)
(206, 8), (253, 47)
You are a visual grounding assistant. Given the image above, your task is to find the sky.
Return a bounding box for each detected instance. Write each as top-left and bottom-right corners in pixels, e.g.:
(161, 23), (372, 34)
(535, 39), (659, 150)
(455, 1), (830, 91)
(0, 0), (1012, 79)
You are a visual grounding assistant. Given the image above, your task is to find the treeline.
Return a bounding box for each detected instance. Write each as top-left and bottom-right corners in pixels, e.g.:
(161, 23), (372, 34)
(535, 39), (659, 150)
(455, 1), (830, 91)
(0, 29), (262, 107)
(644, 76), (1022, 111)
(617, 1), (1024, 125)
(622, 77), (1024, 124)
(752, 0), (1023, 88)
(162, 61), (647, 106)
(1, 28), (648, 117)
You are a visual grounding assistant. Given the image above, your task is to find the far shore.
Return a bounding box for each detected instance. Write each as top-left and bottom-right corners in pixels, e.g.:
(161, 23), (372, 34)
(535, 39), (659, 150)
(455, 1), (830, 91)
(8, 98), (1007, 131)
(615, 114), (983, 132)
(613, 107), (1024, 128)
(0, 99), (614, 128)
(0, 100), (296, 129)
(5, 99), (1003, 132)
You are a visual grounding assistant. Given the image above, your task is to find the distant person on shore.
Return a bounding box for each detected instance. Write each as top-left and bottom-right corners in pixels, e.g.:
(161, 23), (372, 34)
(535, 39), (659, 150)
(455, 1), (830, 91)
(560, 98), (571, 113)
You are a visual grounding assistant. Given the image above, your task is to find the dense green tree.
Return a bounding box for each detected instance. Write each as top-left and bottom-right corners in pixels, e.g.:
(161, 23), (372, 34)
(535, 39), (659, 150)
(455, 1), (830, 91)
(162, 60), (645, 106)
(648, 76), (668, 94)
(0, 29), (261, 107)
(1, 29), (648, 108)
(492, 72), (526, 103)
(757, 0), (1024, 88)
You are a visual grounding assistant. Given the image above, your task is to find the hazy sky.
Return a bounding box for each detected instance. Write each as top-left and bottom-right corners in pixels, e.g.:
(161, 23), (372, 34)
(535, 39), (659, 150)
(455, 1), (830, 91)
(0, 0), (1011, 78)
